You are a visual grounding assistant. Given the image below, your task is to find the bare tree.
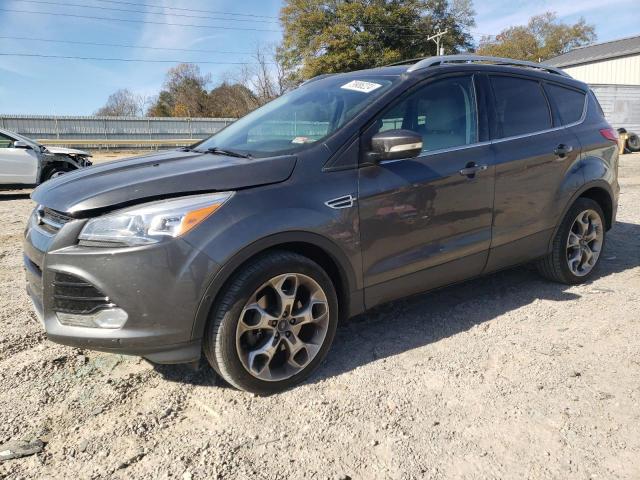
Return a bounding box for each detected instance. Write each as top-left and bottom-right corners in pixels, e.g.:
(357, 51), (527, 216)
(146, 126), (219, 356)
(94, 89), (146, 116)
(235, 44), (291, 107)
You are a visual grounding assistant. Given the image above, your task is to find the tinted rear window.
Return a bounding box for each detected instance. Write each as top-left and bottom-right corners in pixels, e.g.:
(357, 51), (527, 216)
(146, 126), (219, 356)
(545, 83), (586, 125)
(490, 76), (552, 138)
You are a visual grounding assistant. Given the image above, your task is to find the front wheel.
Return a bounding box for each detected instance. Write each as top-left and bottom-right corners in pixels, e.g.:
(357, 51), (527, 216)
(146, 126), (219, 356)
(537, 198), (606, 284)
(43, 165), (72, 181)
(203, 251), (338, 394)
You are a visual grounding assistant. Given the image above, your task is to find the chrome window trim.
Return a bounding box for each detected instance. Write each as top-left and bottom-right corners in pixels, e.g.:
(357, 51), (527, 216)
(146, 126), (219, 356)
(379, 93), (587, 164)
(489, 88), (588, 145)
(375, 73), (589, 166)
(380, 139), (492, 165)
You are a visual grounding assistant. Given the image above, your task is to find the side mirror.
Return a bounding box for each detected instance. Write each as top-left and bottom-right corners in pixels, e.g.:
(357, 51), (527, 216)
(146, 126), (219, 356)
(368, 129), (423, 162)
(13, 140), (32, 150)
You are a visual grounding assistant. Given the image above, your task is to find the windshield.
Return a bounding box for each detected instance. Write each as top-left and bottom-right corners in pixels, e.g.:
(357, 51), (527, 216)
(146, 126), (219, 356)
(194, 75), (398, 158)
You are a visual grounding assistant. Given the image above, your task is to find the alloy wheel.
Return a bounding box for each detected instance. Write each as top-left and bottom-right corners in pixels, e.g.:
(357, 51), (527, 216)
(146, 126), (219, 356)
(235, 273), (330, 381)
(566, 209), (603, 277)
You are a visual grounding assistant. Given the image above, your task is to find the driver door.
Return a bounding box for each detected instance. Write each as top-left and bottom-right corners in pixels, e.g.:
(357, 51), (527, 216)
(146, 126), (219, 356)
(358, 74), (495, 308)
(0, 133), (39, 184)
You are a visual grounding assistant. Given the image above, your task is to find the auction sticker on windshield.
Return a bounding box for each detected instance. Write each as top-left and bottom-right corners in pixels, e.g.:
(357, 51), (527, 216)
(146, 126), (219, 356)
(340, 80), (382, 93)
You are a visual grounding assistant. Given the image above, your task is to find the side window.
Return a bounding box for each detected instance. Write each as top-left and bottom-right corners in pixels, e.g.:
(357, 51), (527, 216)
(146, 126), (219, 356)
(545, 83), (586, 125)
(0, 134), (13, 149)
(373, 76), (478, 153)
(490, 76), (552, 138)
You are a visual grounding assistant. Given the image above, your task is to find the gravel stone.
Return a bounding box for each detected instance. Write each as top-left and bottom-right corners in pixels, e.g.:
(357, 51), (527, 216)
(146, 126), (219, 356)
(0, 152), (639, 478)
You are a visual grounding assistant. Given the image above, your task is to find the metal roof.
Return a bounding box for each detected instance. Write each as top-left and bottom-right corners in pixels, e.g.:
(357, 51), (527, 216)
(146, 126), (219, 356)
(546, 35), (640, 68)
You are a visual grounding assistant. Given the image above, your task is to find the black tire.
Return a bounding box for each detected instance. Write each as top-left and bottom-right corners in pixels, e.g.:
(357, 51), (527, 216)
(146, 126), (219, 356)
(203, 251), (339, 394)
(627, 133), (640, 153)
(43, 165), (72, 181)
(536, 198), (606, 284)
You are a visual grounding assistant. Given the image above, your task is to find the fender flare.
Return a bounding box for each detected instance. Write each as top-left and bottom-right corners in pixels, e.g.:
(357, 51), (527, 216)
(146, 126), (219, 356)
(38, 157), (81, 182)
(190, 230), (362, 340)
(547, 179), (614, 252)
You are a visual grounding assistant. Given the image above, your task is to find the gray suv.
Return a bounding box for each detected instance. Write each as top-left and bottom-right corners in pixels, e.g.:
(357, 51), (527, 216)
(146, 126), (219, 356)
(24, 55), (620, 394)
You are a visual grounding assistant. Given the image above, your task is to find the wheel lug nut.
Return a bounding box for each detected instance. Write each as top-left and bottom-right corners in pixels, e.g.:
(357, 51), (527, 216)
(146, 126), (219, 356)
(285, 332), (291, 337)
(289, 318), (296, 325)
(270, 320), (277, 327)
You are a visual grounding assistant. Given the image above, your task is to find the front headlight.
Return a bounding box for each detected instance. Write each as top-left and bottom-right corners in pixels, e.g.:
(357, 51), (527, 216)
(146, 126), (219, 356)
(79, 192), (233, 246)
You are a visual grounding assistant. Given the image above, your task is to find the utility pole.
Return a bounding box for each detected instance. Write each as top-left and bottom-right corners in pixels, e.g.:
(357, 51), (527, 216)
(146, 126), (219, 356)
(427, 29), (447, 56)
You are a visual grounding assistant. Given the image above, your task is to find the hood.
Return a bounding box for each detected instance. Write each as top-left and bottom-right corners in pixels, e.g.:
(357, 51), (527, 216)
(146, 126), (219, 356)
(32, 149), (297, 214)
(44, 146), (92, 157)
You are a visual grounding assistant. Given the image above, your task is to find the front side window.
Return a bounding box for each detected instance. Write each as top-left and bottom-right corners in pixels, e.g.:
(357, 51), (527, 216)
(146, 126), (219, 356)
(194, 75), (397, 158)
(490, 76), (552, 138)
(0, 134), (13, 149)
(371, 75), (478, 154)
(545, 83), (586, 125)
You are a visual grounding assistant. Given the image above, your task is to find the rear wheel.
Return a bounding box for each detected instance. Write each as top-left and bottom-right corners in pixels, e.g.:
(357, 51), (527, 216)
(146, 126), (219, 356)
(203, 251), (338, 394)
(537, 198), (606, 284)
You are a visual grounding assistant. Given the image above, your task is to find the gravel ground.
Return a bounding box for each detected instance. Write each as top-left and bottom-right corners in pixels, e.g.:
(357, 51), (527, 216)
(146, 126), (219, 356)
(0, 152), (639, 479)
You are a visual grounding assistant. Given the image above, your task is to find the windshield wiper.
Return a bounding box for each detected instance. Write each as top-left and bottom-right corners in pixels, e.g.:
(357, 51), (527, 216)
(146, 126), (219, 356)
(204, 147), (252, 159)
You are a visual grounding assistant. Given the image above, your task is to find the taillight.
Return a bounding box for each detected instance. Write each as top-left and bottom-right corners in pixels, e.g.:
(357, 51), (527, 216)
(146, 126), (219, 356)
(600, 127), (618, 142)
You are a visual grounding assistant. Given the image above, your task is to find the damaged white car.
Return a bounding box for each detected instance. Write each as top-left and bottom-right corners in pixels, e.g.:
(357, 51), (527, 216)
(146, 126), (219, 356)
(0, 128), (92, 188)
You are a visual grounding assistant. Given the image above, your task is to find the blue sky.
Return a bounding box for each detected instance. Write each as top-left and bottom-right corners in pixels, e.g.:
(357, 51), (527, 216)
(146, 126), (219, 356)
(0, 0), (638, 116)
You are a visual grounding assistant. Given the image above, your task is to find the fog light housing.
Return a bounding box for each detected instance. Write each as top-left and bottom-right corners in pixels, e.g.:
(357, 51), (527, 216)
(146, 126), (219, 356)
(56, 308), (128, 329)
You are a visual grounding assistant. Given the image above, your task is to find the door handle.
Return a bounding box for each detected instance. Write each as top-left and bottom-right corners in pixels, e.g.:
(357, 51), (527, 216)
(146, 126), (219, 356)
(554, 144), (574, 158)
(459, 163), (488, 178)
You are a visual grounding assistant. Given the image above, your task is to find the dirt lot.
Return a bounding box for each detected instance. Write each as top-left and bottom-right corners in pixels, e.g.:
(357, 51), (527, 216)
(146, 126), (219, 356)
(1, 152), (639, 479)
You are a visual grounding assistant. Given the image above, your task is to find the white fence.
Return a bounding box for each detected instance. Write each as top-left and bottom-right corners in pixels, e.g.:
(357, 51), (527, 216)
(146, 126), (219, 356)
(0, 115), (236, 148)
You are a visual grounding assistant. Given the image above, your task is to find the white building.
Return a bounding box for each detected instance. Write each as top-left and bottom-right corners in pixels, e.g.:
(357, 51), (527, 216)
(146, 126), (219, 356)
(547, 35), (640, 132)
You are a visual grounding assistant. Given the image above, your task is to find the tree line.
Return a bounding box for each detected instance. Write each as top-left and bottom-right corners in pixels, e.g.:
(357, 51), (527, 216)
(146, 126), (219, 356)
(95, 1), (596, 118)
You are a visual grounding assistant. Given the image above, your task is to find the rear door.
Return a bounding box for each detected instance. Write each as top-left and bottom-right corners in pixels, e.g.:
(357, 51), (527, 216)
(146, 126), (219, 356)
(358, 74), (495, 307)
(484, 74), (581, 271)
(0, 133), (39, 184)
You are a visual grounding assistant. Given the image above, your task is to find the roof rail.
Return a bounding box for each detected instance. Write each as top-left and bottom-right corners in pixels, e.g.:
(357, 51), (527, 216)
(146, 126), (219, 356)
(384, 57), (426, 67)
(406, 54), (570, 77)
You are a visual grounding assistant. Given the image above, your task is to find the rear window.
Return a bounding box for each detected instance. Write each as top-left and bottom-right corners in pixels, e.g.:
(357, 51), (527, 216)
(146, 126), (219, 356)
(490, 76), (552, 138)
(545, 83), (586, 125)
(589, 90), (605, 117)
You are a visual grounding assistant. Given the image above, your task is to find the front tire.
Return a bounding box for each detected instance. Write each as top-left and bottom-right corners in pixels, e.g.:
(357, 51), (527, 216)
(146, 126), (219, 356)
(203, 251), (339, 394)
(43, 165), (72, 181)
(537, 198), (606, 284)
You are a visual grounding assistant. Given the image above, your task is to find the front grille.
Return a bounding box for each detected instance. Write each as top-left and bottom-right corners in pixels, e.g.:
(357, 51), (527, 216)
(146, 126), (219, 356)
(37, 208), (72, 234)
(52, 272), (115, 314)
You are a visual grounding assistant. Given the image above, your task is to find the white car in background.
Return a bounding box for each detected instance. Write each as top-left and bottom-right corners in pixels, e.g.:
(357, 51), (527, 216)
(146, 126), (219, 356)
(0, 128), (92, 188)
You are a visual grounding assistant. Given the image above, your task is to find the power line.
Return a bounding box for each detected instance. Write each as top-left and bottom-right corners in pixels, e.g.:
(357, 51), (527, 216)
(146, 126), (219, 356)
(0, 8), (282, 33)
(2, 6), (489, 41)
(15, 0), (483, 34)
(92, 0), (279, 19)
(13, 0), (280, 24)
(0, 35), (256, 55)
(5, 4), (485, 38)
(0, 52), (269, 64)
